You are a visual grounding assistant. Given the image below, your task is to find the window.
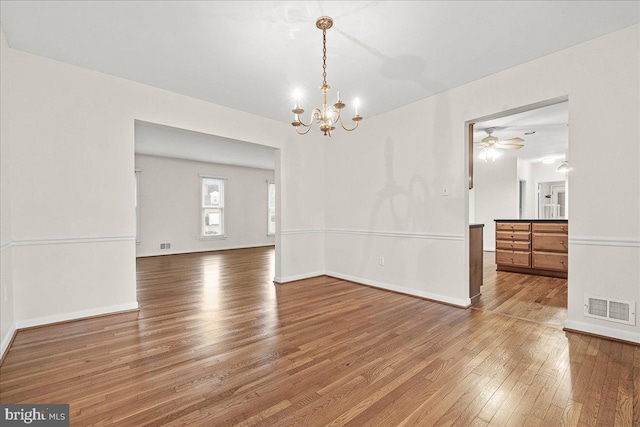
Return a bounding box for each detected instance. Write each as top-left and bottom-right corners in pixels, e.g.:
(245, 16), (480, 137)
(201, 176), (225, 237)
(267, 181), (276, 235)
(135, 170), (141, 243)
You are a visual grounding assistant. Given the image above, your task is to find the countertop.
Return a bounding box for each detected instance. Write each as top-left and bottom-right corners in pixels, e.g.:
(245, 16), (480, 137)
(494, 219), (568, 222)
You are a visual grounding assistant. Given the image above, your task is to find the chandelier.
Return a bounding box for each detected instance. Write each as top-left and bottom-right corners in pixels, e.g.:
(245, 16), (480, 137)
(291, 16), (363, 137)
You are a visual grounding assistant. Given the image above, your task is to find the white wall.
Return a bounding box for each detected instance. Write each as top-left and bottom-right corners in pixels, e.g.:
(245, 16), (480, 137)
(475, 158), (519, 251)
(0, 29), (16, 357)
(0, 37), (325, 356)
(517, 158), (534, 219)
(325, 25), (640, 342)
(135, 155), (275, 257)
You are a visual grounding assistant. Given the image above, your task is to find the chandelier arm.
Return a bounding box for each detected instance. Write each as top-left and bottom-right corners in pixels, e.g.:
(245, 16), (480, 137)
(338, 115), (360, 132)
(296, 109), (322, 127)
(295, 125), (313, 135)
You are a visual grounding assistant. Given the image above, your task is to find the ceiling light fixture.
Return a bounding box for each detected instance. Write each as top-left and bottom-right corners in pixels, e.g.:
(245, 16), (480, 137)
(478, 146), (502, 162)
(556, 161), (572, 173)
(291, 16), (363, 137)
(524, 131), (536, 135)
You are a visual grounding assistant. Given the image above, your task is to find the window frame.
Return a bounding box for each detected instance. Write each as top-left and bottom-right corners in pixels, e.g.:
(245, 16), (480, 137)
(267, 181), (276, 236)
(200, 174), (227, 239)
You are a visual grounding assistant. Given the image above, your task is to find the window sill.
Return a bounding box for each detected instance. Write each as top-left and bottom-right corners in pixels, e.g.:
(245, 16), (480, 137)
(200, 235), (227, 241)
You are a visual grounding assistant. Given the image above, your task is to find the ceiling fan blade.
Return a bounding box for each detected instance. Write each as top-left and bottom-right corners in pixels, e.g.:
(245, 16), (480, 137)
(498, 143), (525, 150)
(499, 137), (524, 144)
(482, 135), (498, 143)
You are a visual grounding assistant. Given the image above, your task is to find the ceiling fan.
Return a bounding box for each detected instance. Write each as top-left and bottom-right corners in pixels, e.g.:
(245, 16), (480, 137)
(475, 127), (524, 161)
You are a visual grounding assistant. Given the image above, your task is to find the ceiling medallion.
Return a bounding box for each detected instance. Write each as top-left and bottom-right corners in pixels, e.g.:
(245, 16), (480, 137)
(291, 16), (363, 137)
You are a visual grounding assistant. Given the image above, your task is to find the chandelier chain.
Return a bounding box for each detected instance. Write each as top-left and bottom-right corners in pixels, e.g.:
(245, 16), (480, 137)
(322, 29), (327, 86)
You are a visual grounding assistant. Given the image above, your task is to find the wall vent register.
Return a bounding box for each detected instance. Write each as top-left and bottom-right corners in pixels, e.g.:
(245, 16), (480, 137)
(584, 295), (636, 326)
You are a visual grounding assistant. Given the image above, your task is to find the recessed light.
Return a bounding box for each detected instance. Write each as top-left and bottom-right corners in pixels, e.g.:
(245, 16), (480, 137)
(524, 131), (536, 135)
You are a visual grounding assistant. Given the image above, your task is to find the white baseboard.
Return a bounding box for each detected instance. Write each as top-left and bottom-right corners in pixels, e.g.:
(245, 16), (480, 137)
(325, 271), (471, 308)
(564, 320), (640, 344)
(274, 271), (326, 284)
(15, 302), (139, 330)
(136, 243), (275, 258)
(1, 322), (17, 361)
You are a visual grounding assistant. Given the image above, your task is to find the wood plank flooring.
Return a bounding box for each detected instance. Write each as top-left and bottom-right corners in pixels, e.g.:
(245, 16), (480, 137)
(473, 251), (568, 327)
(1, 246), (638, 426)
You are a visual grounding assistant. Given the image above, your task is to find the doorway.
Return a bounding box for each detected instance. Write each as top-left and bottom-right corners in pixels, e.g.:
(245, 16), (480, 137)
(467, 98), (569, 325)
(538, 181), (566, 219)
(133, 121), (280, 276)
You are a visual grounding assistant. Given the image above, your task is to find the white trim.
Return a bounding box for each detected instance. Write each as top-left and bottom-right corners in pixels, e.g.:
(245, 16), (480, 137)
(274, 271), (326, 284)
(280, 228), (465, 241)
(564, 320), (640, 344)
(325, 270), (471, 308)
(280, 229), (324, 235)
(10, 236), (135, 247)
(199, 235), (227, 241)
(136, 243), (274, 258)
(199, 173), (228, 180)
(1, 322), (17, 361)
(0, 241), (11, 252)
(569, 236), (640, 248)
(325, 228), (465, 241)
(15, 302), (139, 330)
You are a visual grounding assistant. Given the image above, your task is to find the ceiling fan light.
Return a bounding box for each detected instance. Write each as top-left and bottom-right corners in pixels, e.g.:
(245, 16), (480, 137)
(487, 147), (501, 161)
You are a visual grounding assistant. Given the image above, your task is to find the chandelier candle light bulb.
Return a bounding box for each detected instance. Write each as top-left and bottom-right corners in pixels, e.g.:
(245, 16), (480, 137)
(291, 16), (363, 137)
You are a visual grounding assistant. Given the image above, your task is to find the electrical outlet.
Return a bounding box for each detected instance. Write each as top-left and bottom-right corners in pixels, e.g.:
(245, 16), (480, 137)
(378, 257), (385, 266)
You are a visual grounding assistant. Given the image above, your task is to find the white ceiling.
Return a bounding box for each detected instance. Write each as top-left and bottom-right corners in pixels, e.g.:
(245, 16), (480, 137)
(135, 122), (276, 170)
(473, 101), (569, 162)
(1, 1), (638, 126)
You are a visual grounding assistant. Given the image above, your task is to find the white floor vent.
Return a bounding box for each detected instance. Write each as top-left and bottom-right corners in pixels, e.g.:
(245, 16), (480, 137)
(160, 243), (171, 250)
(584, 295), (636, 326)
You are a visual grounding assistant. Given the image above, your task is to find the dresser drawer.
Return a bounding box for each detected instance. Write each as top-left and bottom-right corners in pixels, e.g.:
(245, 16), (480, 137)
(496, 240), (531, 251)
(532, 234), (568, 252)
(532, 251), (568, 272)
(532, 222), (568, 234)
(496, 231), (530, 242)
(496, 222), (531, 232)
(496, 250), (531, 268)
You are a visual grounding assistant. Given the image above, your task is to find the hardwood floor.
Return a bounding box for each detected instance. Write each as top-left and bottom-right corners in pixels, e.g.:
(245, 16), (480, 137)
(473, 251), (568, 327)
(1, 247), (638, 426)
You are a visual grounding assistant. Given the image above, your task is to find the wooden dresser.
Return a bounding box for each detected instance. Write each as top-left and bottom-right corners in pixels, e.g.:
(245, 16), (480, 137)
(495, 219), (568, 278)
